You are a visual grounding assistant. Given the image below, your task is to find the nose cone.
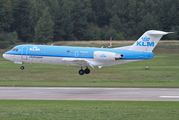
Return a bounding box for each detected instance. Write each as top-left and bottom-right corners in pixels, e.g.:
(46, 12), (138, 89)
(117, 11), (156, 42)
(3, 53), (8, 60)
(3, 51), (15, 61)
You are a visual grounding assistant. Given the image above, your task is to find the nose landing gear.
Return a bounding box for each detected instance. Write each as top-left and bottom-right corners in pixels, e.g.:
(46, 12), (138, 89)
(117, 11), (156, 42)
(20, 66), (24, 70)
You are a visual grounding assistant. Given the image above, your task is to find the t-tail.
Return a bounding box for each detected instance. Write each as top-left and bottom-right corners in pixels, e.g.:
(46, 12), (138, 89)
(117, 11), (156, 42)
(129, 30), (173, 52)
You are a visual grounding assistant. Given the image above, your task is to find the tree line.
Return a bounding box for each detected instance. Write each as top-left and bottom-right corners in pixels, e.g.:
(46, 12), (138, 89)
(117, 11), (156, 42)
(0, 0), (179, 48)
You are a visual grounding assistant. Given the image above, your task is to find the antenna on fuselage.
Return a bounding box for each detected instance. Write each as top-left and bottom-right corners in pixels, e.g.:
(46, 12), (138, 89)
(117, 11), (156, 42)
(51, 44), (53, 46)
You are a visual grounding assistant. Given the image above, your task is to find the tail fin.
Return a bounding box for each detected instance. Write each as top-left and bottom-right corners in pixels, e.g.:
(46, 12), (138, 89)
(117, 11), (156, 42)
(129, 30), (173, 52)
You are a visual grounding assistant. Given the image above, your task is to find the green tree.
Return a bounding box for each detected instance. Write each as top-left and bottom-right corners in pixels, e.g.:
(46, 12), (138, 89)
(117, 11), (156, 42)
(90, 0), (109, 27)
(158, 0), (174, 30)
(34, 7), (54, 44)
(12, 0), (30, 41)
(0, 31), (16, 48)
(72, 0), (88, 40)
(137, 13), (159, 36)
(86, 23), (101, 40)
(0, 0), (13, 32)
(110, 14), (121, 32)
(62, 14), (75, 40)
(168, 5), (178, 27)
(100, 26), (116, 40)
(27, 0), (44, 42)
(167, 26), (179, 40)
(60, 0), (75, 40)
(49, 0), (66, 41)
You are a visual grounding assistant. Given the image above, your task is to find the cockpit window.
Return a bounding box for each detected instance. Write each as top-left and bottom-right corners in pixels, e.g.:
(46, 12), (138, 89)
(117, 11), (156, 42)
(12, 49), (18, 52)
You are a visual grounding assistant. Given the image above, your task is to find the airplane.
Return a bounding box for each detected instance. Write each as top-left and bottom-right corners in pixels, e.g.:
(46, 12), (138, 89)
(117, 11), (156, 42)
(3, 30), (172, 75)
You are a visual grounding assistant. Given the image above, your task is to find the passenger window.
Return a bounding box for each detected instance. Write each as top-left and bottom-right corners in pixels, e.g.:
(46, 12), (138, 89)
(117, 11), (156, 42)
(54, 52), (56, 54)
(52, 52), (53, 54)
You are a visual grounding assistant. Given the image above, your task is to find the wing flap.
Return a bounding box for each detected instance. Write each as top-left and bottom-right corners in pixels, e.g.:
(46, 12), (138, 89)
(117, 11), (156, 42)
(61, 58), (103, 69)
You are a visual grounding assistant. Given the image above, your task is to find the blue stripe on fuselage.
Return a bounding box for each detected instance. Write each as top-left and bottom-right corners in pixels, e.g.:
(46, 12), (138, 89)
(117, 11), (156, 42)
(4, 44), (154, 60)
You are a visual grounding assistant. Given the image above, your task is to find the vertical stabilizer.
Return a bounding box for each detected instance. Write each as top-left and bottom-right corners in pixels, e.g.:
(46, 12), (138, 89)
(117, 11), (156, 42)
(129, 30), (172, 52)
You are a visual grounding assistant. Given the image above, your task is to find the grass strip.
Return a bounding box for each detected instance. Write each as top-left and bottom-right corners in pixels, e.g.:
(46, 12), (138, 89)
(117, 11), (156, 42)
(0, 100), (179, 120)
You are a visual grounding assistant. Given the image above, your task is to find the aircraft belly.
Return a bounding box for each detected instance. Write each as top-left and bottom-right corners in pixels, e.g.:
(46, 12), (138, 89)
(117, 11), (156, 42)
(14, 55), (62, 64)
(102, 59), (142, 66)
(19, 56), (83, 65)
(29, 56), (64, 64)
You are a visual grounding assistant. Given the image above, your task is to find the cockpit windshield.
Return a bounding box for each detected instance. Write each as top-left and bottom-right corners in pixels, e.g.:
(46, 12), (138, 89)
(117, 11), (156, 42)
(12, 49), (18, 52)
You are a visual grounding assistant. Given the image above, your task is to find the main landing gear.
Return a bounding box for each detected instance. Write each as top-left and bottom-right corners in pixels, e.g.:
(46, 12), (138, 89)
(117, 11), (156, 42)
(79, 67), (90, 75)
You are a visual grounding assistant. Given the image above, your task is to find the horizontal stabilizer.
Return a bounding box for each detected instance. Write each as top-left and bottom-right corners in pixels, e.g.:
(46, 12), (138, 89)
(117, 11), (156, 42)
(148, 31), (174, 36)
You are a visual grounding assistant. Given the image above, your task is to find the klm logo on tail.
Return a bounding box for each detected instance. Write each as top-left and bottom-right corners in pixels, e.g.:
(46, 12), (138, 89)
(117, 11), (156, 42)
(142, 36), (150, 41)
(137, 36), (154, 47)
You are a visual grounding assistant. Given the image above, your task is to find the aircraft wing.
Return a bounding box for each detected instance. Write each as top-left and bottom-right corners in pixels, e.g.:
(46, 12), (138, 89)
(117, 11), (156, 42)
(113, 45), (132, 50)
(61, 58), (103, 69)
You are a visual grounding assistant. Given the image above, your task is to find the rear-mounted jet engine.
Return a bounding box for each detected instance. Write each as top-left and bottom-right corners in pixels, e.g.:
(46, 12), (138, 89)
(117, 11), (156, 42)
(94, 51), (123, 60)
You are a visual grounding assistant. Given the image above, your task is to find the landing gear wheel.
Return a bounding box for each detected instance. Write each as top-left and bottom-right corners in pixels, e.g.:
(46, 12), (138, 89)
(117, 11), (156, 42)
(20, 66), (24, 70)
(84, 68), (90, 74)
(79, 69), (84, 75)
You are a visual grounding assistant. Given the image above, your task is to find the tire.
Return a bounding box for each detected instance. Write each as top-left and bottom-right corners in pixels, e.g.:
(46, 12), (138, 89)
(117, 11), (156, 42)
(79, 69), (84, 75)
(84, 68), (90, 74)
(20, 66), (24, 70)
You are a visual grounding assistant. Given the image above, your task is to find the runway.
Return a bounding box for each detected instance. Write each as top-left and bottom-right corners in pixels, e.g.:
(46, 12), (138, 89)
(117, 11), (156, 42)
(0, 87), (179, 101)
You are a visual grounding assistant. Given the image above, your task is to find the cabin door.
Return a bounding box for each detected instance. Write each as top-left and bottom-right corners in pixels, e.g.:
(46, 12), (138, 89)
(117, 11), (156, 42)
(21, 46), (28, 60)
(75, 51), (78, 57)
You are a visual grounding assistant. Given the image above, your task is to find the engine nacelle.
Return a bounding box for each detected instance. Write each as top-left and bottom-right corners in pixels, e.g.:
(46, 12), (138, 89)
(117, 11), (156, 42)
(94, 51), (123, 61)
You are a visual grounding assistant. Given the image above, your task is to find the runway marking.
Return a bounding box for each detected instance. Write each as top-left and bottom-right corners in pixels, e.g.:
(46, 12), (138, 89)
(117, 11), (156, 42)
(46, 87), (105, 89)
(160, 96), (179, 98)
(46, 88), (136, 90)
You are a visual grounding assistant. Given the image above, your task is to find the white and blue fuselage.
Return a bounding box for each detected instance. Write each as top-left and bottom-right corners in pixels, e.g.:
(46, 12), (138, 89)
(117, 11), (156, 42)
(3, 45), (153, 66)
(3, 30), (171, 75)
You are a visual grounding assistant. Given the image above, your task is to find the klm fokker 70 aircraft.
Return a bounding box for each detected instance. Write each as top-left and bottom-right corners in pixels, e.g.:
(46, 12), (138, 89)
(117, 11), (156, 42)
(3, 30), (172, 75)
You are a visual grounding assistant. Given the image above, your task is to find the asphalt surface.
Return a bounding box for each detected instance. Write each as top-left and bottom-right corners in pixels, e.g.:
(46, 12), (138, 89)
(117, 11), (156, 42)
(0, 87), (179, 101)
